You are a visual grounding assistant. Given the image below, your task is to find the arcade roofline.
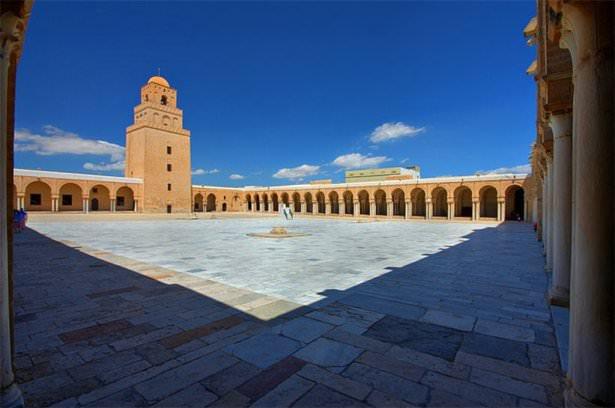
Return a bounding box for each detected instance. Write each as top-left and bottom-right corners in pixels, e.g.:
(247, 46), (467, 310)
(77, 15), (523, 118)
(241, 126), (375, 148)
(240, 173), (530, 192)
(14, 169), (143, 184)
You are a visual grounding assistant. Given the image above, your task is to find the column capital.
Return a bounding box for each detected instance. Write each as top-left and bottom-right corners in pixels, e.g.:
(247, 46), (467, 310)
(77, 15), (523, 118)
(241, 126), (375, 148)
(549, 112), (572, 140)
(1, 11), (27, 61)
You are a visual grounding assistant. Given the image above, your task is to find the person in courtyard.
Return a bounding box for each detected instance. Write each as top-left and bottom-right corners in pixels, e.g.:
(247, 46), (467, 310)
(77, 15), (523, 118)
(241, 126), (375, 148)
(13, 210), (20, 233)
(19, 208), (28, 231)
(288, 206), (294, 220)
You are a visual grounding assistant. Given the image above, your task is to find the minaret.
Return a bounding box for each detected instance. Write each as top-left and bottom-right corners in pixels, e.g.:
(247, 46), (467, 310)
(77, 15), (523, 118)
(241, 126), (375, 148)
(125, 75), (192, 213)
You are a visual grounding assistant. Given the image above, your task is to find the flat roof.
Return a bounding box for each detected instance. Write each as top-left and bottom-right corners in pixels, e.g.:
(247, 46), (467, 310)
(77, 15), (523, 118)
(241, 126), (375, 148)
(14, 169), (143, 184)
(243, 173), (529, 192)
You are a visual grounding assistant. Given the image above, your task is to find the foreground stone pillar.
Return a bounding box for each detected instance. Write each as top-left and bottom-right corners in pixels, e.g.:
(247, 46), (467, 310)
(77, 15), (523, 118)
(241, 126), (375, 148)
(353, 200), (359, 217)
(386, 200), (393, 217)
(447, 200), (453, 220)
(1, 9), (25, 408)
(561, 6), (615, 405)
(369, 200), (375, 217)
(111, 198), (116, 212)
(550, 113), (572, 306)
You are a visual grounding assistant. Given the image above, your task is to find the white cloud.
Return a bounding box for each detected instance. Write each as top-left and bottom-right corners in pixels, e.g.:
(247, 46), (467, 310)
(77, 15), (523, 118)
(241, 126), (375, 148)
(229, 174), (245, 180)
(476, 164), (531, 175)
(273, 164), (320, 180)
(17, 125), (126, 173)
(369, 122), (425, 143)
(83, 161), (125, 171)
(332, 153), (390, 170)
(16, 125), (124, 161)
(192, 168), (219, 175)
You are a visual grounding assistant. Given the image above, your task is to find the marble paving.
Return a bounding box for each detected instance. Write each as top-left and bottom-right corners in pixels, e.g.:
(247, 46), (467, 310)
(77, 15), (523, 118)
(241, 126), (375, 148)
(13, 220), (564, 407)
(28, 218), (491, 305)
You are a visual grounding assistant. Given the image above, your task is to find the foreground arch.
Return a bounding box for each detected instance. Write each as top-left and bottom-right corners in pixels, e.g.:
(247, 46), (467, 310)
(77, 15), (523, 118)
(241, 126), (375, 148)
(432, 187), (448, 217)
(392, 188), (405, 216)
(116, 186), (135, 211)
(480, 186), (497, 218)
(329, 191), (339, 214)
(358, 190), (370, 215)
(411, 188), (426, 217)
(89, 185), (110, 211)
(454, 186), (472, 218)
(59, 183), (83, 211)
(343, 191), (353, 215)
(25, 181), (52, 211)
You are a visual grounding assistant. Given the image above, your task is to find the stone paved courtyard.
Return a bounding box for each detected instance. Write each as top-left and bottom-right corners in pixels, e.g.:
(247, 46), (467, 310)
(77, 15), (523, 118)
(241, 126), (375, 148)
(14, 219), (564, 407)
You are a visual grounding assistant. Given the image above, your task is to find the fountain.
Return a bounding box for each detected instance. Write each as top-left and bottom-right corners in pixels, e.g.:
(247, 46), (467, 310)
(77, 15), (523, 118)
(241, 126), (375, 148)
(247, 226), (309, 238)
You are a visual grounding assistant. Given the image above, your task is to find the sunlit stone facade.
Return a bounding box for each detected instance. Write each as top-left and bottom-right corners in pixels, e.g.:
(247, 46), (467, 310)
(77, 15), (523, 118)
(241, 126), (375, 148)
(12, 75), (533, 220)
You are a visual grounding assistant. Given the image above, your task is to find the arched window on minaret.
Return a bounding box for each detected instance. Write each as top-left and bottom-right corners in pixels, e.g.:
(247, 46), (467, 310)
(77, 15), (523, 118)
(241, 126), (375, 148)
(144, 94), (149, 102)
(161, 95), (167, 105)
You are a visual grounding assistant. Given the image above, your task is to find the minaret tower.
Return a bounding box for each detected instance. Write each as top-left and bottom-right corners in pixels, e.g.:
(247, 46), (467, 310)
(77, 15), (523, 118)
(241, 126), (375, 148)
(125, 75), (192, 213)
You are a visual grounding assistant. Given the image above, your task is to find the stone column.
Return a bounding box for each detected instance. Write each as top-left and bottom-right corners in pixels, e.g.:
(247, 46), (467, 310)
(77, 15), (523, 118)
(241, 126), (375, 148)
(111, 199), (116, 212)
(425, 198), (432, 220)
(369, 200), (375, 217)
(325, 201), (331, 215)
(471, 199), (479, 221)
(16, 195), (23, 210)
(353, 200), (359, 217)
(339, 201), (345, 216)
(447, 201), (453, 220)
(550, 113), (572, 306)
(386, 200), (393, 217)
(301, 201), (306, 214)
(1, 10), (25, 407)
(133, 199), (138, 213)
(560, 9), (615, 405)
(82, 198), (87, 213)
(541, 169), (549, 249)
(545, 160), (554, 270)
(405, 200), (411, 219)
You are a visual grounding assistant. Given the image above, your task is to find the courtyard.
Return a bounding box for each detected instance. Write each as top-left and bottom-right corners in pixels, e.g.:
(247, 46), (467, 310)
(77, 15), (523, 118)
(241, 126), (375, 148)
(14, 217), (564, 407)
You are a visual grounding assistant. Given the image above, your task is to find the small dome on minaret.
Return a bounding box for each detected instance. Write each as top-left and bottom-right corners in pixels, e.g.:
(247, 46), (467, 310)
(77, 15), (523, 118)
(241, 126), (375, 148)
(147, 75), (170, 87)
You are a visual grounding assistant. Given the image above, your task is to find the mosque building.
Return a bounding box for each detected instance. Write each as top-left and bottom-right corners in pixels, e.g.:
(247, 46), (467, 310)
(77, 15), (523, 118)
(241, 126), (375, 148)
(12, 75), (532, 222)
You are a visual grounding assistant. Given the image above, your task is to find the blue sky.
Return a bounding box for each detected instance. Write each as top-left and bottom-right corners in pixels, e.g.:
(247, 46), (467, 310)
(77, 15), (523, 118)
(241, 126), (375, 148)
(15, 1), (536, 186)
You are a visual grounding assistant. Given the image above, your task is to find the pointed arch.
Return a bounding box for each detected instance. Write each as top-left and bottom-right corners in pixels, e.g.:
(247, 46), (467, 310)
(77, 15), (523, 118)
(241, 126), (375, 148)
(329, 191), (339, 214)
(454, 186), (472, 218)
(392, 188), (405, 216)
(431, 187), (448, 217)
(343, 191), (353, 215)
(358, 190), (370, 215)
